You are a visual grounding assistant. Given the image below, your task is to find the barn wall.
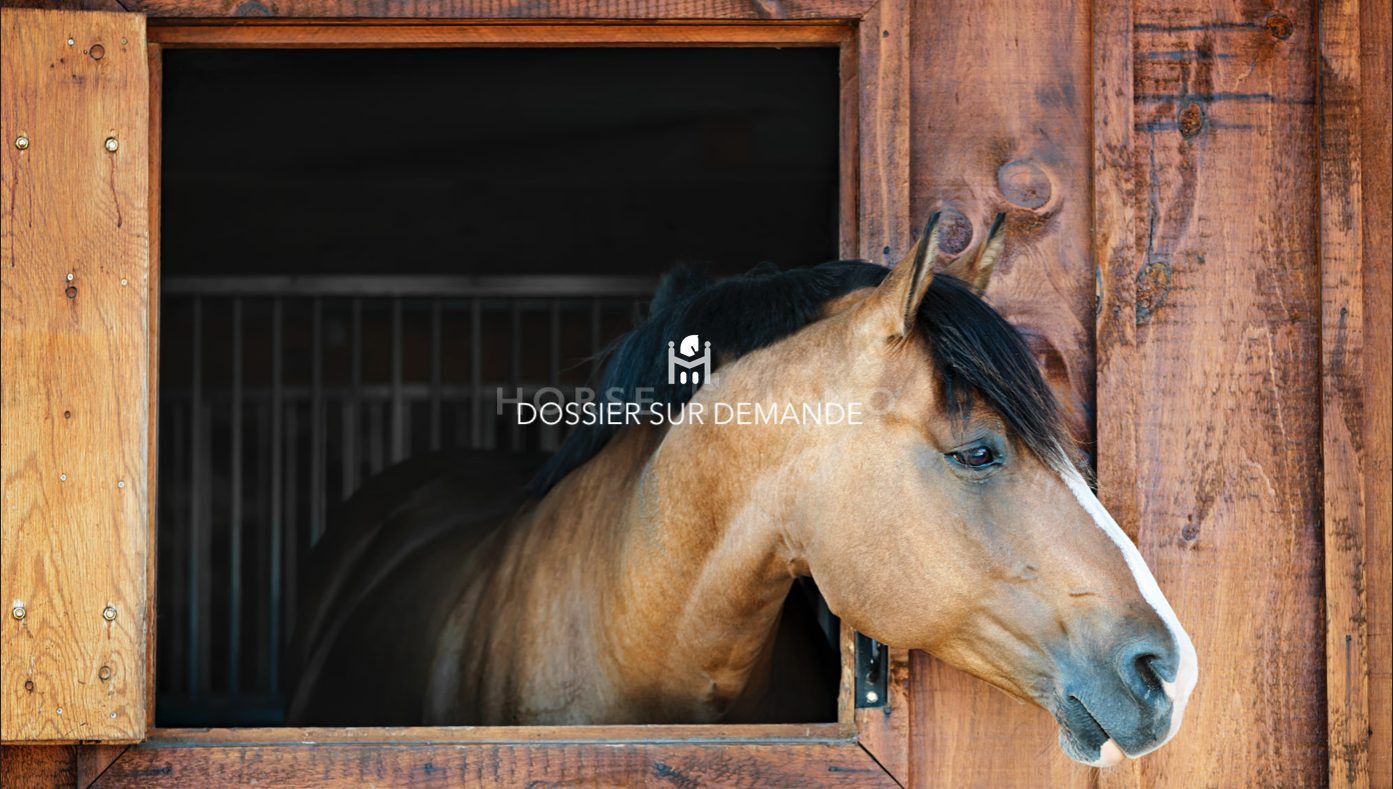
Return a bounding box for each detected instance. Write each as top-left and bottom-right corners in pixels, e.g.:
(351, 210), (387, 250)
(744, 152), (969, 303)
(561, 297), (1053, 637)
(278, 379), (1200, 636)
(904, 0), (1355, 785)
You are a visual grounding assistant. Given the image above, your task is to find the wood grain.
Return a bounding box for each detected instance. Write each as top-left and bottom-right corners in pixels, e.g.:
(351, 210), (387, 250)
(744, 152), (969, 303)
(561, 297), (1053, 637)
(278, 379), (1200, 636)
(94, 741), (895, 787)
(146, 41), (163, 736)
(0, 744), (128, 788)
(851, 3), (912, 779)
(147, 21), (852, 47)
(904, 0), (1097, 783)
(126, 0), (877, 19)
(1318, 0), (1379, 784)
(907, 0), (1096, 454)
(1095, 0), (1326, 785)
(1, 9), (151, 742)
(144, 723), (847, 745)
(855, 0), (909, 266)
(1356, 0), (1391, 783)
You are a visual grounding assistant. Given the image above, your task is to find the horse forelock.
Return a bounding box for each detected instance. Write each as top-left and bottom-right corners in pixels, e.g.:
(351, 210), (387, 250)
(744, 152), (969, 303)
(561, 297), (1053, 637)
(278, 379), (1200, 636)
(527, 261), (1073, 497)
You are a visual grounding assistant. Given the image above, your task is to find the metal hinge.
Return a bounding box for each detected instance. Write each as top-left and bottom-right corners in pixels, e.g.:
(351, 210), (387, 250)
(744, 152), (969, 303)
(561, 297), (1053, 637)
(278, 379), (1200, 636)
(854, 632), (888, 708)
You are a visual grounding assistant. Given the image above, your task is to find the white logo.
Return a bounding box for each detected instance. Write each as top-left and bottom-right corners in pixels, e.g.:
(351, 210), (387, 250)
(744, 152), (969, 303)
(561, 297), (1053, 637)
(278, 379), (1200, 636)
(667, 334), (712, 385)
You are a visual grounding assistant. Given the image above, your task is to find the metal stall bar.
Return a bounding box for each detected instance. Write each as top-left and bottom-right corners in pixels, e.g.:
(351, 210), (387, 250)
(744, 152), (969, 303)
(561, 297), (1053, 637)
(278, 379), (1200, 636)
(268, 298), (284, 695)
(310, 298), (325, 544)
(229, 298), (244, 698)
(590, 298), (602, 379)
(470, 297), (482, 449)
(284, 403), (299, 637)
(509, 302), (521, 451)
(187, 298), (203, 697)
(391, 297), (405, 463)
(429, 299), (442, 451)
(345, 299), (362, 497)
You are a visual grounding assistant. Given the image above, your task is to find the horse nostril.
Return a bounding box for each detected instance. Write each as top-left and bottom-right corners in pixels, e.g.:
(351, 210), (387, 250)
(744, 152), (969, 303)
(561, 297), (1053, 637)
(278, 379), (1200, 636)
(1133, 653), (1165, 695)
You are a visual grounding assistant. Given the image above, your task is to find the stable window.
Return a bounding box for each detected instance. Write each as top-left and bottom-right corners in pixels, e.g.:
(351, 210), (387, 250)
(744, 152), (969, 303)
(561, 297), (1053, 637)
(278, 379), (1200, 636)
(155, 45), (843, 729)
(2, 10), (912, 782)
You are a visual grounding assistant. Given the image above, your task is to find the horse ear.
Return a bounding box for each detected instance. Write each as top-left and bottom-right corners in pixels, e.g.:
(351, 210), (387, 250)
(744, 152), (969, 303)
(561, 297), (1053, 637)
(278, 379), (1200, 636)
(863, 212), (941, 339)
(940, 212), (1006, 295)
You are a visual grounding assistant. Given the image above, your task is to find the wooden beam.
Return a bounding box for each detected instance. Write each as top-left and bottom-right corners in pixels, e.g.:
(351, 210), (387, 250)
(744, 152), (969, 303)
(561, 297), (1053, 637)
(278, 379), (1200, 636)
(94, 741), (896, 786)
(147, 20), (853, 48)
(1, 8), (153, 744)
(1322, 0), (1392, 782)
(1095, 0), (1326, 784)
(124, 0), (878, 20)
(904, 0), (1095, 781)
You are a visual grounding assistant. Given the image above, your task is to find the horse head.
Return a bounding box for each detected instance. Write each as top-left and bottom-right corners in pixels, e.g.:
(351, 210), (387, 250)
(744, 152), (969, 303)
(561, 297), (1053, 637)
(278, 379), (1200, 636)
(701, 215), (1198, 766)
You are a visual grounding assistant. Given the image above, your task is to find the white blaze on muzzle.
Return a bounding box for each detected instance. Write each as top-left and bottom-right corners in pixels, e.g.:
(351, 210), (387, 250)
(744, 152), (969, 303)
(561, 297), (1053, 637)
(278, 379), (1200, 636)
(1061, 468), (1199, 759)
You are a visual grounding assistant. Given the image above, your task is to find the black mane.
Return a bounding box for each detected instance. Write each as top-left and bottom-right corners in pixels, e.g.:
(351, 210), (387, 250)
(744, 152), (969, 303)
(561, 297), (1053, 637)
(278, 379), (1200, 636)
(528, 260), (1069, 496)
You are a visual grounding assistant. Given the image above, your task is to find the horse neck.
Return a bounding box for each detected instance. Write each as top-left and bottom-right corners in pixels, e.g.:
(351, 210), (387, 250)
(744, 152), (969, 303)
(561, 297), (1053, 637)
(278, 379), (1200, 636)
(540, 420), (799, 719)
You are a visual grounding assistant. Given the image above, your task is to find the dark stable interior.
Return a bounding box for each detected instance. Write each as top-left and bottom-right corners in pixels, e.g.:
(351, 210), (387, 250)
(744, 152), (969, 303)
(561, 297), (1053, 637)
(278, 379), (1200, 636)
(157, 47), (841, 726)
(162, 47), (840, 278)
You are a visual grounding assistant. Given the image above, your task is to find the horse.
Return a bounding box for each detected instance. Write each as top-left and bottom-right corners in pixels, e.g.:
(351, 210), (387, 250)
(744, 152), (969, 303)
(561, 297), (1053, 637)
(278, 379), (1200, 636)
(287, 214), (1198, 767)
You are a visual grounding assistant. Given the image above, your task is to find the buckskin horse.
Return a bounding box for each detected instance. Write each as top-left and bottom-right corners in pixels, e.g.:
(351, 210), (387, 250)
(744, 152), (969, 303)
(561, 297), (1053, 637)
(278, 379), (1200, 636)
(288, 214), (1198, 767)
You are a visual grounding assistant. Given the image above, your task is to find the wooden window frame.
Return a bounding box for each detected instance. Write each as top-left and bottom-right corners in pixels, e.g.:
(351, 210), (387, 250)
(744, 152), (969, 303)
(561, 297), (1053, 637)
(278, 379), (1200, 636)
(105, 6), (913, 784)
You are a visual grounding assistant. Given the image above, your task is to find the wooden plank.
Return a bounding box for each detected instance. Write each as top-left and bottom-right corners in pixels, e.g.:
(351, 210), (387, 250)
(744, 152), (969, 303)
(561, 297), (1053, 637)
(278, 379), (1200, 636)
(850, 2), (911, 780)
(1356, 0), (1391, 784)
(0, 744), (129, 787)
(145, 723), (848, 745)
(854, 0), (909, 266)
(1318, 0), (1380, 784)
(95, 741), (896, 786)
(1361, 0), (1392, 781)
(1, 9), (152, 743)
(145, 41), (162, 736)
(126, 0), (877, 19)
(904, 0), (1096, 782)
(1095, 0), (1326, 785)
(147, 21), (853, 48)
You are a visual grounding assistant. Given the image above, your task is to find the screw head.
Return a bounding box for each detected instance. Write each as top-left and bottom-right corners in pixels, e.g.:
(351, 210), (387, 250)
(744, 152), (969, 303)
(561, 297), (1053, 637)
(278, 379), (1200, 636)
(104, 137), (119, 152)
(102, 605), (117, 622)
(14, 135), (29, 150)
(67, 37), (75, 46)
(120, 278), (128, 286)
(116, 480), (126, 489)
(98, 665), (112, 681)
(11, 604), (25, 620)
(864, 690), (880, 704)
(59, 473), (68, 482)
(66, 273), (74, 281)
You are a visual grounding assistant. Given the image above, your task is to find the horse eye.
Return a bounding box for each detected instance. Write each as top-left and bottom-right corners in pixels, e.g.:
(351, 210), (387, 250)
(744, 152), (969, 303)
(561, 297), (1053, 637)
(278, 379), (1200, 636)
(951, 446), (996, 467)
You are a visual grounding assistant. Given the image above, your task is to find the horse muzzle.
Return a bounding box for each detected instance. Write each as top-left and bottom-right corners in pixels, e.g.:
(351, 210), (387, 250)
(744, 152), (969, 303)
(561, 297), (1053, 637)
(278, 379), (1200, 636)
(1051, 631), (1194, 767)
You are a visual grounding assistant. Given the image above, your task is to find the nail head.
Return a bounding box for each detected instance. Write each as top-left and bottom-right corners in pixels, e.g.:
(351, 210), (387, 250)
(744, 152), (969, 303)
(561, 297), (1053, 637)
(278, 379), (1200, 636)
(117, 480), (126, 489)
(59, 473), (68, 482)
(865, 691), (880, 704)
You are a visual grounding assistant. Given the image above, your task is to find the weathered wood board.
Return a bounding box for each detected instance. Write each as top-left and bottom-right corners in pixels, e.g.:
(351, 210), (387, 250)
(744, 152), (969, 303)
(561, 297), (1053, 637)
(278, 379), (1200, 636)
(1093, 0), (1328, 785)
(1, 8), (151, 742)
(905, 0), (1100, 783)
